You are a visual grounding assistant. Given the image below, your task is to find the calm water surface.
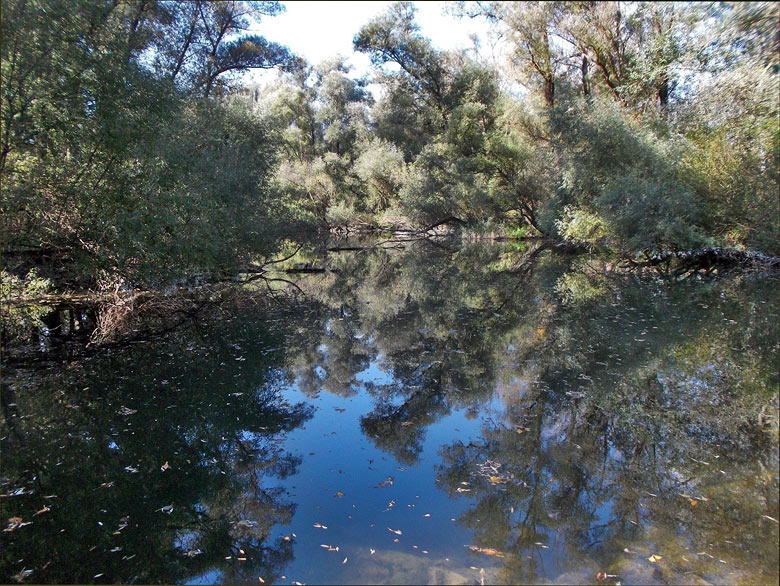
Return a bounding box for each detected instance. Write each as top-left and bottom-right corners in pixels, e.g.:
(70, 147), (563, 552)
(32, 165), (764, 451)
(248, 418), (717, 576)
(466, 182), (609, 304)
(1, 239), (778, 584)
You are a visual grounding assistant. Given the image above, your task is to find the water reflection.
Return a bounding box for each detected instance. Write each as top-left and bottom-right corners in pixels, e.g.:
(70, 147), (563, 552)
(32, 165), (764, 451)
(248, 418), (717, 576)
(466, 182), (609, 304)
(2, 238), (777, 584)
(1, 309), (312, 584)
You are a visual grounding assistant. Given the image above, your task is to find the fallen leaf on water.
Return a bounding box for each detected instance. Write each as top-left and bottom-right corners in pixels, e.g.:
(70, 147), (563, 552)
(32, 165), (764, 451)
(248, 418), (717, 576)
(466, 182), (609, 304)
(690, 500), (697, 506)
(388, 527), (402, 535)
(4, 517), (30, 532)
(647, 554), (662, 563)
(342, 557), (347, 564)
(468, 546), (504, 557)
(11, 568), (33, 583)
(457, 488), (471, 493)
(258, 578), (264, 583)
(623, 548), (636, 554)
(423, 513), (431, 517)
(762, 515), (779, 524)
(158, 505), (174, 514)
(160, 461), (169, 472)
(236, 519), (255, 528)
(375, 476), (394, 488)
(596, 572), (618, 580)
(313, 523), (328, 529)
(488, 476), (507, 485)
(34, 506), (50, 516)
(335, 492), (344, 498)
(370, 548), (376, 555)
(283, 536), (291, 541)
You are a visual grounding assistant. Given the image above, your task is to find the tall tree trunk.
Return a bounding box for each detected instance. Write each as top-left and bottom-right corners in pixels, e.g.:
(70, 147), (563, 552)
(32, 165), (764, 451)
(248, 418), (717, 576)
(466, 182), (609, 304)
(581, 54), (590, 99)
(656, 76), (669, 111)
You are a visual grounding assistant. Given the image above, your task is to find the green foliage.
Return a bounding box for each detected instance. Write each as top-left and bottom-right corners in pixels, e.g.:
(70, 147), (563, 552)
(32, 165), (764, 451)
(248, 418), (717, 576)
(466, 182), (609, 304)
(1, 0), (297, 288)
(0, 269), (53, 340)
(353, 139), (406, 213)
(555, 206), (607, 245)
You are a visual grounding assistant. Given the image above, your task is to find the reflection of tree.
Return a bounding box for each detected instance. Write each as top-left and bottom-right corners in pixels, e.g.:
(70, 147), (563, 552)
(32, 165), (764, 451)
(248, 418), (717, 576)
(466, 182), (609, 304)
(0, 306), (312, 584)
(285, 242), (776, 581)
(431, 264), (778, 583)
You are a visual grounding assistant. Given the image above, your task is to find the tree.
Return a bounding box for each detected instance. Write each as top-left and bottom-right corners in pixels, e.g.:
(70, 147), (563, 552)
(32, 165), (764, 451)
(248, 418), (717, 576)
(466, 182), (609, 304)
(147, 1), (297, 97)
(355, 2), (452, 129)
(1, 0), (296, 287)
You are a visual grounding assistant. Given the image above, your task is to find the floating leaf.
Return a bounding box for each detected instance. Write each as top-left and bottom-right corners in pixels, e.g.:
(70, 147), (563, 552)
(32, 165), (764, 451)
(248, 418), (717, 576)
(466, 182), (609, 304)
(468, 546), (504, 557)
(313, 523), (328, 529)
(488, 476), (507, 485)
(370, 548), (376, 555)
(11, 568), (33, 583)
(160, 461), (169, 472)
(34, 506), (50, 516)
(762, 515), (779, 523)
(159, 505), (174, 514)
(647, 554), (662, 563)
(342, 557), (347, 564)
(236, 519), (256, 528)
(335, 492), (344, 498)
(4, 517), (31, 532)
(375, 476), (394, 488)
(388, 527), (402, 535)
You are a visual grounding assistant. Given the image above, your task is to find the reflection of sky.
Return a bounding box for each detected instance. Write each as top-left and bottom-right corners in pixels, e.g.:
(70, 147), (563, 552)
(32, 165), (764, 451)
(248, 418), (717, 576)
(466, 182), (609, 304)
(242, 357), (492, 584)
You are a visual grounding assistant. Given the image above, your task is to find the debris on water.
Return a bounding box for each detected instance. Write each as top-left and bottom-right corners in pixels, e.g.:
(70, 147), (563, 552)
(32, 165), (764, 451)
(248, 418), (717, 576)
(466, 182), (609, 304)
(467, 546), (504, 557)
(4, 517), (32, 532)
(375, 476), (394, 488)
(11, 568), (33, 583)
(236, 519), (256, 528)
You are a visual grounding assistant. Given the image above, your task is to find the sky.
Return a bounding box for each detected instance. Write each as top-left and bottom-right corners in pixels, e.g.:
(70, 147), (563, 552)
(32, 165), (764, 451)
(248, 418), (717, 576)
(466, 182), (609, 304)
(246, 1), (499, 87)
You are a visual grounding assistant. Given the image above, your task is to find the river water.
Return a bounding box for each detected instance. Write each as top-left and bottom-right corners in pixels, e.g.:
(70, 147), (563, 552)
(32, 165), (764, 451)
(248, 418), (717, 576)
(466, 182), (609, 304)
(1, 238), (778, 584)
